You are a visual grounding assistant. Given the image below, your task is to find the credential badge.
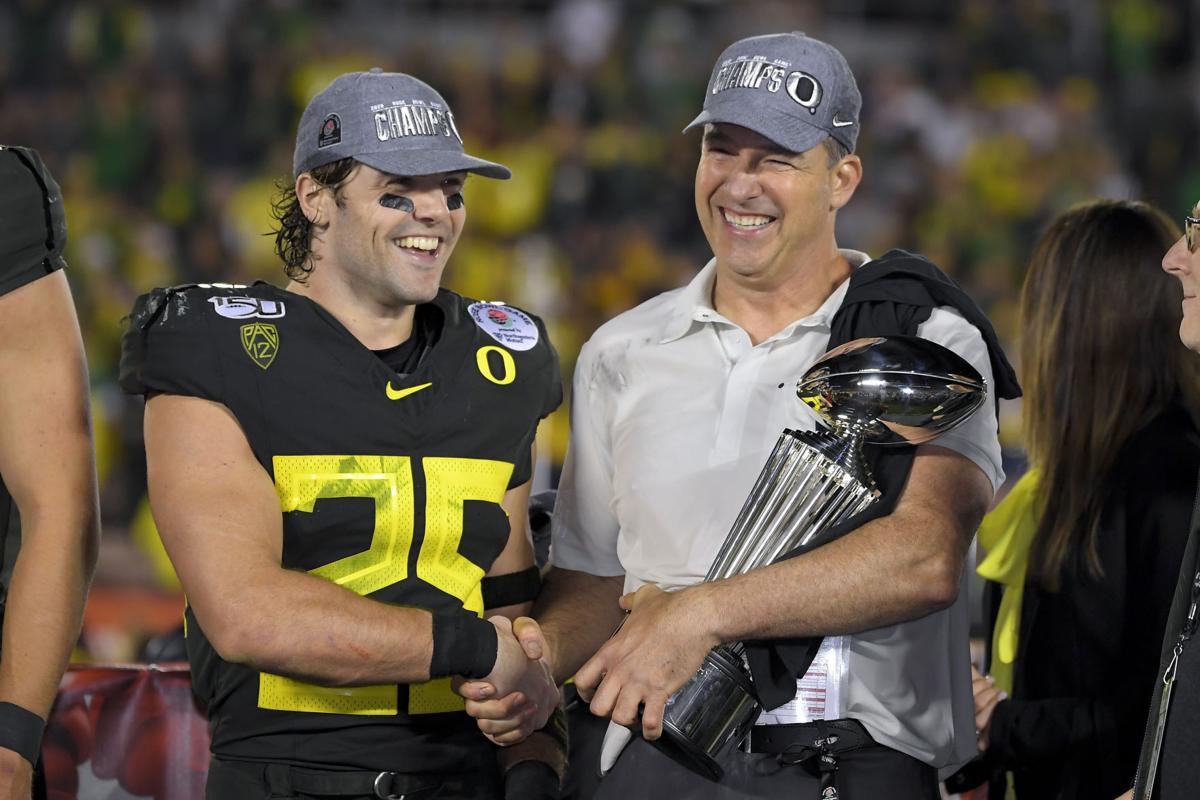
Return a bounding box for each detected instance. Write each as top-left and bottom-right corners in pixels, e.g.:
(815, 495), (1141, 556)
(467, 302), (539, 352)
(209, 296), (286, 320)
(241, 323), (279, 370)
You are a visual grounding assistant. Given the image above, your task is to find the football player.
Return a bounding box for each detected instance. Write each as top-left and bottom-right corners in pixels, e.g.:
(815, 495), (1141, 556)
(0, 145), (99, 800)
(120, 70), (562, 800)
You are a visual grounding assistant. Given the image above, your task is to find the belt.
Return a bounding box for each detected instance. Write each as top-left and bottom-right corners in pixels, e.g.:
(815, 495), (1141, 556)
(746, 719), (875, 800)
(216, 758), (452, 799)
(747, 718), (875, 755)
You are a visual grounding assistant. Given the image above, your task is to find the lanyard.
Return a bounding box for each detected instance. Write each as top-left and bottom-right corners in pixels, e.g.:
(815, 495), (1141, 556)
(1139, 564), (1200, 799)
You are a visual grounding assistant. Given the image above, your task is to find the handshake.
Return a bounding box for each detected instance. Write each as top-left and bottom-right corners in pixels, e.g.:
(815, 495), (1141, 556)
(453, 616), (558, 746)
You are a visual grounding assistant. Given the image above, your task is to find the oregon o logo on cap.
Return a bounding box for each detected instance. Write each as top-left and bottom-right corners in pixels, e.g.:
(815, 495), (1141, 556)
(786, 71), (822, 113)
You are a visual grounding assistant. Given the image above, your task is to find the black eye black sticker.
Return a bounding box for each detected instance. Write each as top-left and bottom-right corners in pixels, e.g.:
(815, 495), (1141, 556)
(448, 192), (465, 210)
(379, 194), (414, 212)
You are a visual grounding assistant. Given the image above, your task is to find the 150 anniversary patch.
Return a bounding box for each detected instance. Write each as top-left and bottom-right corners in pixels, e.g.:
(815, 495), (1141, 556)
(210, 296), (286, 319)
(467, 302), (539, 352)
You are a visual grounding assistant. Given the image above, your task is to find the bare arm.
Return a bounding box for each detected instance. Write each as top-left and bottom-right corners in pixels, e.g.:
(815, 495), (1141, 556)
(534, 567), (625, 685)
(578, 445), (993, 736)
(145, 393), (534, 691)
(699, 444), (990, 640)
(0, 272), (100, 777)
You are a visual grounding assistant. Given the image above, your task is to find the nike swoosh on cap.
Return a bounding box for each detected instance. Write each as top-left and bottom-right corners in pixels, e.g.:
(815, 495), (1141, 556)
(832, 117), (855, 127)
(385, 381), (433, 400)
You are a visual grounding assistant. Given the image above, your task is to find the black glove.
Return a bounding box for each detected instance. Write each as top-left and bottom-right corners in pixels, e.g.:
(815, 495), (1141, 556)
(497, 706), (567, 799)
(503, 760), (559, 800)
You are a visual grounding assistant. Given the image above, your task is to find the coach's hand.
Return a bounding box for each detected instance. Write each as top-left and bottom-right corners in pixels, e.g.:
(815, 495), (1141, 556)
(574, 584), (718, 741)
(457, 617), (557, 746)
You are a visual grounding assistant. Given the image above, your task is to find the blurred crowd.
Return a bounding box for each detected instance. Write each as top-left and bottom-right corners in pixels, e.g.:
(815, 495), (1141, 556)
(1, 0), (1197, 657)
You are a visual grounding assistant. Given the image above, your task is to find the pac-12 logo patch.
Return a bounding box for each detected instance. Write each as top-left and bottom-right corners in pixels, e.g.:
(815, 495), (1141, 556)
(467, 301), (538, 351)
(209, 296), (286, 320)
(241, 323), (279, 370)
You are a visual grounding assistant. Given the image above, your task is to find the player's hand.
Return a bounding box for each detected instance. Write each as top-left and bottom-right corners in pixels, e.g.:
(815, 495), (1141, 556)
(971, 665), (1007, 751)
(456, 617), (557, 745)
(0, 746), (33, 800)
(574, 583), (718, 741)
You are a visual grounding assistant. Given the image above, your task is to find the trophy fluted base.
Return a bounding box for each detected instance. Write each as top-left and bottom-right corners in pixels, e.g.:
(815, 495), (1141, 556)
(646, 644), (761, 781)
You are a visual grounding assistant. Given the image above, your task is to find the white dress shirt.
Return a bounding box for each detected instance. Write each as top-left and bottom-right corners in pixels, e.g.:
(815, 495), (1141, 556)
(552, 251), (1003, 773)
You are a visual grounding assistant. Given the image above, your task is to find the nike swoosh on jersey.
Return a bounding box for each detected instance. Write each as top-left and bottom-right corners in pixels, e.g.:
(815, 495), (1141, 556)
(385, 381), (433, 400)
(832, 117), (855, 127)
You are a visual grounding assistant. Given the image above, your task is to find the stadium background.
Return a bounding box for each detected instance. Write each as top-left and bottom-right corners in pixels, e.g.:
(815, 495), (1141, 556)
(2, 0), (1197, 667)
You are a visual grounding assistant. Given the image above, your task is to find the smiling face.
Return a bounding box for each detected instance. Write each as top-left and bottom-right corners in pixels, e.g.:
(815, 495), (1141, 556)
(1163, 200), (1200, 352)
(304, 163), (466, 308)
(694, 123), (861, 287)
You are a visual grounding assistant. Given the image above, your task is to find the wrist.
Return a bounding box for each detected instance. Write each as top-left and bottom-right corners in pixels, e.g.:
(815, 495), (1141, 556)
(0, 702), (44, 767)
(429, 611), (498, 679)
(538, 628), (561, 684)
(686, 583), (725, 648)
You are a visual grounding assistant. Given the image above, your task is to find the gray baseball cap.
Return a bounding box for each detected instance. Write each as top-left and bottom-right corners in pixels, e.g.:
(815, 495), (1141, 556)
(684, 32), (861, 154)
(293, 69), (511, 180)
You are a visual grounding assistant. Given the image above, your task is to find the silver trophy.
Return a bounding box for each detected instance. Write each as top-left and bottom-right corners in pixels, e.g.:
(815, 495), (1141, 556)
(646, 335), (988, 780)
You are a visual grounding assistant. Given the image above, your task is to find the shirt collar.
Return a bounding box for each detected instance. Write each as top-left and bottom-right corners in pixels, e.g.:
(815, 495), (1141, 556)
(659, 249), (873, 345)
(660, 259), (719, 343)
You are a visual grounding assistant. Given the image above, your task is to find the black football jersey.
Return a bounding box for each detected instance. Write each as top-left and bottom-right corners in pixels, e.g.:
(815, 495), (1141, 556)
(119, 281), (561, 773)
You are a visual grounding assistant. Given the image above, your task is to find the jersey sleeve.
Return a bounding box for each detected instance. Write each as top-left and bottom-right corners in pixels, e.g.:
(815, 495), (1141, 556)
(0, 146), (67, 297)
(506, 314), (564, 488)
(537, 317), (564, 421)
(0, 252), (60, 298)
(118, 287), (226, 402)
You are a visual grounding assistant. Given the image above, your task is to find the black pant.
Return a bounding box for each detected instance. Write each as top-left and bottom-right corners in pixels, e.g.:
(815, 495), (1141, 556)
(564, 710), (938, 800)
(206, 758), (503, 800)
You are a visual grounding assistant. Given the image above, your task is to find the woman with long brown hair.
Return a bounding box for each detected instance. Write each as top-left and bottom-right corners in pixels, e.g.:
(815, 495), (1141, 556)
(971, 199), (1200, 799)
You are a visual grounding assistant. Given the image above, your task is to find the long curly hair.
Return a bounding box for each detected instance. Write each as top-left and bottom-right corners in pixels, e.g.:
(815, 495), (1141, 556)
(270, 158), (358, 282)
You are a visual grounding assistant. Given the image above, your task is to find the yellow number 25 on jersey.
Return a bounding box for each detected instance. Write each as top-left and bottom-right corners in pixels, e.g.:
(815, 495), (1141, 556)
(257, 454), (513, 716)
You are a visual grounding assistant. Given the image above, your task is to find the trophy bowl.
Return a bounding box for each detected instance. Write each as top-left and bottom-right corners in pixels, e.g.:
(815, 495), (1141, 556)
(797, 336), (987, 446)
(647, 335), (987, 780)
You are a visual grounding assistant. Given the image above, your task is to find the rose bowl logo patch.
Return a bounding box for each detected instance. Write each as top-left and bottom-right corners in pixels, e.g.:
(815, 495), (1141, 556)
(467, 301), (538, 351)
(318, 113), (341, 148)
(486, 308), (514, 328)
